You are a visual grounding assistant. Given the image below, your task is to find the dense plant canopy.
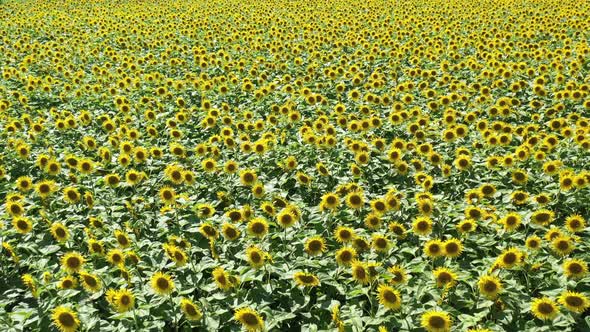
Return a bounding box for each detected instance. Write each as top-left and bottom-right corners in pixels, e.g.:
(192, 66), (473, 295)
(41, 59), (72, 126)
(1, 0), (589, 331)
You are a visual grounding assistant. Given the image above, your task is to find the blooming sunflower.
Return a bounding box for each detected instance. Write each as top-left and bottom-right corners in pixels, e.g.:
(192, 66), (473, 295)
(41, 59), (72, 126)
(558, 291), (589, 313)
(12, 216), (33, 234)
(293, 271), (320, 287)
(377, 284), (402, 310)
(180, 298), (203, 321)
(234, 307), (264, 332)
(421, 310), (452, 332)
(247, 218), (269, 238)
(424, 239), (444, 258)
(531, 297), (559, 320)
(61, 252), (85, 274)
(79, 271), (102, 293)
(412, 216), (433, 236)
(433, 267), (457, 288)
(443, 238), (463, 258)
(50, 223), (69, 242)
(335, 247), (357, 266)
(304, 236), (327, 256)
(563, 259), (588, 279)
(52, 306), (80, 332)
(113, 289), (135, 312)
(478, 275), (502, 299)
(245, 246), (268, 269)
(351, 261), (371, 285)
(151, 272), (175, 295)
(334, 226), (355, 243)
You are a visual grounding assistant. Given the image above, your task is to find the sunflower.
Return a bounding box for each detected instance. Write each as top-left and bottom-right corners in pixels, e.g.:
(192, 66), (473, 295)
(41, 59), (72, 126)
(113, 289), (135, 312)
(443, 238), (463, 258)
(16, 176), (33, 192)
(51, 306), (80, 332)
(35, 180), (57, 198)
(293, 271), (320, 287)
(558, 291), (589, 313)
(6, 200), (25, 217)
(496, 248), (523, 269)
(371, 233), (390, 253)
(351, 261), (371, 285)
(151, 272), (175, 295)
(335, 247), (357, 266)
(107, 249), (125, 266)
(416, 198), (434, 216)
(525, 236), (542, 250)
(239, 169), (257, 186)
(79, 271), (102, 292)
(159, 186), (177, 205)
(421, 310), (452, 332)
(565, 214), (586, 233)
(247, 218), (269, 238)
(58, 276), (78, 290)
(246, 246), (267, 269)
(388, 265), (408, 285)
(376, 284), (402, 310)
(234, 307), (264, 332)
(531, 297), (559, 320)
(224, 160), (239, 174)
(50, 223), (69, 242)
(180, 298), (203, 321)
(478, 275), (502, 299)
(424, 239), (444, 258)
(226, 209), (243, 223)
(212, 266), (233, 290)
(193, 203), (214, 219)
(388, 222), (407, 238)
(433, 267), (457, 288)
(201, 158), (217, 172)
(353, 236), (370, 252)
(12, 216), (33, 234)
(319, 192), (340, 212)
(63, 187), (81, 204)
(345, 191), (364, 209)
(222, 223), (241, 241)
(412, 216), (433, 236)
(199, 222), (219, 239)
(276, 209), (297, 228)
(334, 226), (355, 243)
(510, 190), (529, 205)
(501, 212), (522, 232)
(304, 236), (327, 256)
(530, 209), (555, 226)
(456, 219), (477, 234)
(114, 230), (131, 248)
(563, 259), (588, 279)
(552, 236), (574, 256)
(61, 252), (85, 274)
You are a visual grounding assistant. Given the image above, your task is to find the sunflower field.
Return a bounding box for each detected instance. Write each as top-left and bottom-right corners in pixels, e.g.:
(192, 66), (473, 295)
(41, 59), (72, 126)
(1, 0), (590, 331)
